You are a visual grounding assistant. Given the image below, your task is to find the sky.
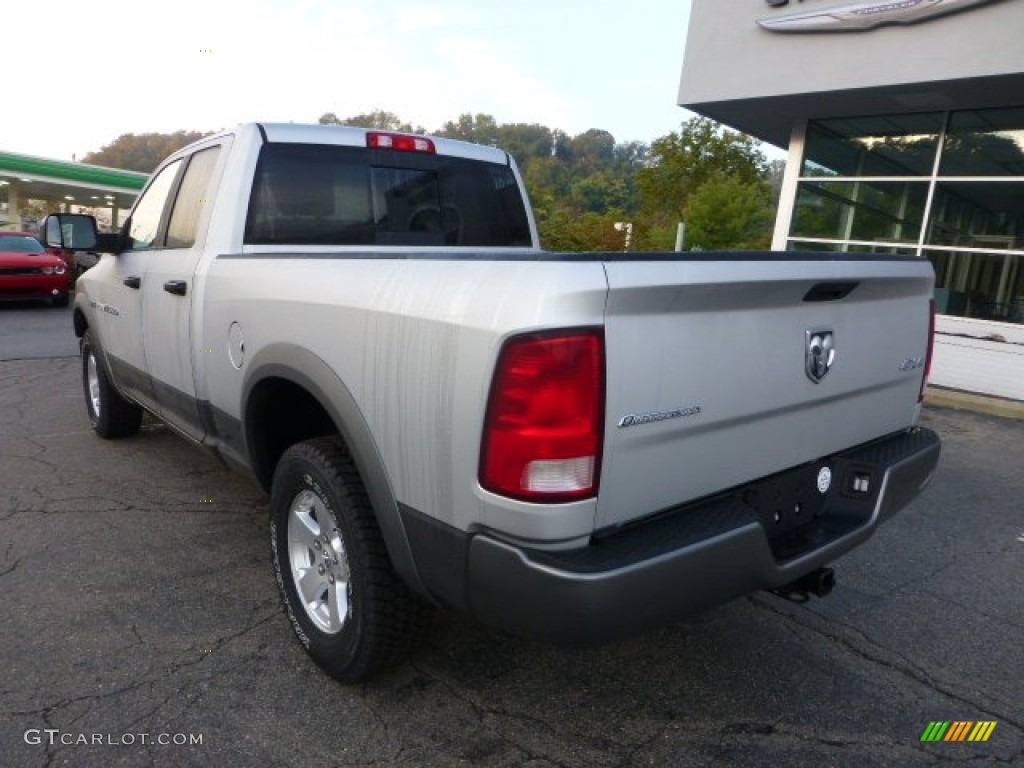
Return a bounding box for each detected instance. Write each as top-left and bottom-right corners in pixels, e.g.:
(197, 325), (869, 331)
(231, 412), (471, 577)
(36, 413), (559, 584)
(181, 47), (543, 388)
(7, 0), (694, 162)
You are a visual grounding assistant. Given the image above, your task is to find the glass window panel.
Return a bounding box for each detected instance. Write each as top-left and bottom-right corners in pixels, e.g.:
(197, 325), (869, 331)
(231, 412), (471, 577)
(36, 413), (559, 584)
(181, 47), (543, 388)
(863, 244), (918, 256)
(787, 239), (916, 255)
(925, 181), (1024, 249)
(371, 167), (444, 245)
(940, 107), (1024, 177)
(166, 146), (221, 249)
(128, 160), (182, 250)
(788, 240), (844, 253)
(802, 114), (943, 178)
(926, 248), (1024, 323)
(791, 180), (927, 244)
(244, 144), (530, 247)
(245, 145), (374, 245)
(0, 234), (44, 253)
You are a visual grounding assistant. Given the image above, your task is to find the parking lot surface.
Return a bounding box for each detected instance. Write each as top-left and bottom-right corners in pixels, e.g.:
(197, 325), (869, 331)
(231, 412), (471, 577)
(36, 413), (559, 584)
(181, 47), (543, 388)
(0, 306), (1021, 767)
(0, 303), (79, 361)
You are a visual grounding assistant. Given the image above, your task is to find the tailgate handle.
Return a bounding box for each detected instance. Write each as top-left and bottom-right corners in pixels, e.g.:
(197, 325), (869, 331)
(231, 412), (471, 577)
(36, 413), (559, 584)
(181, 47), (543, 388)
(163, 280), (188, 296)
(804, 281), (859, 302)
(123, 276), (141, 289)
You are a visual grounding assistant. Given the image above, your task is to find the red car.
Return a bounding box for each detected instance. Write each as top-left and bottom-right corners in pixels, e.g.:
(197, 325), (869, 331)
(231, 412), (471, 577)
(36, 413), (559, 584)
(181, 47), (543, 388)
(0, 231), (72, 307)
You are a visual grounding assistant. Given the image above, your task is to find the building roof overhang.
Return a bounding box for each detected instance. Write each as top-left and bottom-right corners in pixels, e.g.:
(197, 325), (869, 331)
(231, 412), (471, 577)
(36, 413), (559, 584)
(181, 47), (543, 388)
(684, 72), (1024, 149)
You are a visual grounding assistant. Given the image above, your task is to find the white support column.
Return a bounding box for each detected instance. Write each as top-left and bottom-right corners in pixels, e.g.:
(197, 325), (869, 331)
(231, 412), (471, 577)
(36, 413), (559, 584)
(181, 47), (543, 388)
(6, 181), (21, 229)
(772, 119), (806, 251)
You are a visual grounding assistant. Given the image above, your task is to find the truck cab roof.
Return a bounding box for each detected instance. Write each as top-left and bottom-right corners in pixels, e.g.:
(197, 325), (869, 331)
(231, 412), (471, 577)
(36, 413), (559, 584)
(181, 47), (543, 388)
(253, 122), (511, 166)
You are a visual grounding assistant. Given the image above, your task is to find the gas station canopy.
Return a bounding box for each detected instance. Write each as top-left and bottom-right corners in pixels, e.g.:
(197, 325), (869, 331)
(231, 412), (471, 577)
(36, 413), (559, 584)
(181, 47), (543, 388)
(0, 150), (148, 231)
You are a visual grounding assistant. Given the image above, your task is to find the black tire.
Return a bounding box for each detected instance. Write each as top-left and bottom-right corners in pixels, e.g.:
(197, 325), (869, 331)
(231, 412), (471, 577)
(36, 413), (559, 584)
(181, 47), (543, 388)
(81, 330), (143, 438)
(270, 437), (433, 682)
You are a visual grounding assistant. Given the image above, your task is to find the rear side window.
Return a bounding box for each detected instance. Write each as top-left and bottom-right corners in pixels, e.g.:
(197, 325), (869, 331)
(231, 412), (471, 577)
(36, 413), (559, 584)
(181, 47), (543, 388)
(244, 143), (531, 247)
(166, 145), (221, 248)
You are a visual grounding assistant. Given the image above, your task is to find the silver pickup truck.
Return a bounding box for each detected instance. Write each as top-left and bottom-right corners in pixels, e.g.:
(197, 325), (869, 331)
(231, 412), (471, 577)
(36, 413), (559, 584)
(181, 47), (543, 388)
(44, 122), (940, 682)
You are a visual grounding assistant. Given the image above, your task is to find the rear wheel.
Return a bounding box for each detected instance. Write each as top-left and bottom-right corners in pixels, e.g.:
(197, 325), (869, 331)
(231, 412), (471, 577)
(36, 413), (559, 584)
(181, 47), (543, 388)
(270, 437), (433, 682)
(81, 331), (143, 438)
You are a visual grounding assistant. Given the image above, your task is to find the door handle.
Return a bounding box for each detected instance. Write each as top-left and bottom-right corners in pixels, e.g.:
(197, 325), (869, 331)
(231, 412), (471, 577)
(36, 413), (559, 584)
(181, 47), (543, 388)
(163, 280), (188, 296)
(123, 276), (141, 289)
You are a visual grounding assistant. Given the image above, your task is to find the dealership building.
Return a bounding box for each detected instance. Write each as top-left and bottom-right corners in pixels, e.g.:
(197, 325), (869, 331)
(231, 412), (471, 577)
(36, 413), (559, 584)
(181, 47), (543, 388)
(680, 0), (1024, 401)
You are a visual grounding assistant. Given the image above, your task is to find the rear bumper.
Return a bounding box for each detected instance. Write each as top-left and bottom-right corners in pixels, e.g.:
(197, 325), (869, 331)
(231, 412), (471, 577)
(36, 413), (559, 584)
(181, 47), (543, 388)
(403, 427), (940, 645)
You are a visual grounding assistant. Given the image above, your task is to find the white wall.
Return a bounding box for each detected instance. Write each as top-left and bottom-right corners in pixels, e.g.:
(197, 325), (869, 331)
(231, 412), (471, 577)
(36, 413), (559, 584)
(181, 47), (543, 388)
(931, 316), (1024, 401)
(680, 0), (1024, 107)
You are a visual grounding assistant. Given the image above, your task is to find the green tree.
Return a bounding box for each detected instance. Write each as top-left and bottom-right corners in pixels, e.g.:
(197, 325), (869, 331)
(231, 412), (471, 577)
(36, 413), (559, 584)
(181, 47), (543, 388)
(638, 117), (769, 219)
(685, 176), (775, 251)
(81, 131), (208, 173)
(564, 129), (616, 171)
(492, 123), (556, 174)
(570, 171), (632, 214)
(318, 110), (425, 133)
(437, 113), (500, 146)
(537, 209), (629, 252)
(636, 117), (775, 250)
(767, 158), (786, 204)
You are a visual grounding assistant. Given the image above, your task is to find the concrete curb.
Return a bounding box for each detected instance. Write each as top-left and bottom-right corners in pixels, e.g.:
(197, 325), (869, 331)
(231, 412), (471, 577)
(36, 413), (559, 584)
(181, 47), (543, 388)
(924, 386), (1024, 421)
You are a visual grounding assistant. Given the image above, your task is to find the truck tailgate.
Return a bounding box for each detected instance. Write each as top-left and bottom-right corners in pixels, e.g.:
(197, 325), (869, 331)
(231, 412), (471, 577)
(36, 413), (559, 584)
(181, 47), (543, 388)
(597, 255), (934, 530)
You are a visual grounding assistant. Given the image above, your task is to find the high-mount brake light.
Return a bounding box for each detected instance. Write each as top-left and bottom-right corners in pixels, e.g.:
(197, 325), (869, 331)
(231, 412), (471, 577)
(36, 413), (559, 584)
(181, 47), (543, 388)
(366, 131), (436, 153)
(480, 330), (605, 503)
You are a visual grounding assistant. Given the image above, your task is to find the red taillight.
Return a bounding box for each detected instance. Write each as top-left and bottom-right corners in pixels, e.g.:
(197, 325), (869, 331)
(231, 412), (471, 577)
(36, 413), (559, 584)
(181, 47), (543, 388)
(480, 330), (605, 503)
(366, 131), (436, 153)
(920, 299), (936, 402)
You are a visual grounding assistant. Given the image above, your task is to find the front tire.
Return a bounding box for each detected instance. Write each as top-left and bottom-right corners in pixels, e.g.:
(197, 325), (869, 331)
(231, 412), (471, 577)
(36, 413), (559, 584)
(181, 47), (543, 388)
(81, 331), (143, 438)
(270, 437), (433, 682)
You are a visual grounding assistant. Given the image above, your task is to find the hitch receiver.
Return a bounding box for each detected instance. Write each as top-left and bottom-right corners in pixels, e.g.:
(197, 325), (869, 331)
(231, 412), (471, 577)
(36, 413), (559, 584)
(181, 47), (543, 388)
(771, 566), (836, 603)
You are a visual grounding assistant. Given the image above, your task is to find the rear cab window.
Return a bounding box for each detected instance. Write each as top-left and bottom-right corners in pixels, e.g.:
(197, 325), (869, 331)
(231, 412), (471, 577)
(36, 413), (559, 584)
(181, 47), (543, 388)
(244, 143), (531, 247)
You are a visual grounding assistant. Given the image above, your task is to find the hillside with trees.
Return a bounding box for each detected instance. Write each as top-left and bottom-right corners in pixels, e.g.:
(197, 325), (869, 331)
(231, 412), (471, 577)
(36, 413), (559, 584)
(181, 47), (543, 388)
(81, 131), (210, 173)
(82, 114), (781, 251)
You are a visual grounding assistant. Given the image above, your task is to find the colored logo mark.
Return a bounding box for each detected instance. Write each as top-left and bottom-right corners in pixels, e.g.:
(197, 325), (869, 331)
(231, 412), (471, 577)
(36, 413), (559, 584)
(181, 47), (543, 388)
(921, 721), (997, 742)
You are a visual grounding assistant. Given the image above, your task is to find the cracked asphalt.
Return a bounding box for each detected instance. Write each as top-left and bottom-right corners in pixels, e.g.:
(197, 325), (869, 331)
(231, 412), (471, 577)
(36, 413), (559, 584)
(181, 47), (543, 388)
(1, 303), (1021, 767)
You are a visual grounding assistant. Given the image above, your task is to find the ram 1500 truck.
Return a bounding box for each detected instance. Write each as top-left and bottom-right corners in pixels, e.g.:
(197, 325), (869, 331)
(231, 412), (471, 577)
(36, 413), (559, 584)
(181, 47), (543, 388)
(44, 122), (941, 682)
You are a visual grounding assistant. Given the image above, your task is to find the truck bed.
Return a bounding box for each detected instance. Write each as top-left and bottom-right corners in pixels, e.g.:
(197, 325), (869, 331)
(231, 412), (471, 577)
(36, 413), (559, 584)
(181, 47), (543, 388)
(202, 248), (933, 541)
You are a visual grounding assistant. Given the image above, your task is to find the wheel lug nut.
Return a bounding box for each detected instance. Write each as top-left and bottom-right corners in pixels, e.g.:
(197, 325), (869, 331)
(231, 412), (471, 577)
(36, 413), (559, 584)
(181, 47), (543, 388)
(328, 574), (335, 584)
(317, 564), (325, 575)
(313, 540), (321, 550)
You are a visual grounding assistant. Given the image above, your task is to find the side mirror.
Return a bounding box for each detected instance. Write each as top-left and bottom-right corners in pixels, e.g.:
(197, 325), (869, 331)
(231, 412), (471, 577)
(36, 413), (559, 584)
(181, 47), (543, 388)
(42, 213), (99, 251)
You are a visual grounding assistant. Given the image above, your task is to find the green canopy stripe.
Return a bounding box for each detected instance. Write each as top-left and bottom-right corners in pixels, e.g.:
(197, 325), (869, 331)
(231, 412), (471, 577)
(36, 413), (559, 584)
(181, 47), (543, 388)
(0, 152), (148, 190)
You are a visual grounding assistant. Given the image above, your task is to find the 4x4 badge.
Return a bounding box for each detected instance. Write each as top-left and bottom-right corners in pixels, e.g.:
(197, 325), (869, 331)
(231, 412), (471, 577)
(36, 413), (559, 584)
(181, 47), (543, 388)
(806, 329), (836, 383)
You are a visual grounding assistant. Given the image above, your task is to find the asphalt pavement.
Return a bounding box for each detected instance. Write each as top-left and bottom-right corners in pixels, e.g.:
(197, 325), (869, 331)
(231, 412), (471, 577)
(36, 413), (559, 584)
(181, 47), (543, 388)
(0, 302), (80, 360)
(0, 302), (1021, 767)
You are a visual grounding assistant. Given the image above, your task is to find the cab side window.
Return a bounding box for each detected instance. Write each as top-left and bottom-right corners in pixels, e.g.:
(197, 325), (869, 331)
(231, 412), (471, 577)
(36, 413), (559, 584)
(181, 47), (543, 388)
(128, 160), (183, 251)
(166, 146), (222, 248)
